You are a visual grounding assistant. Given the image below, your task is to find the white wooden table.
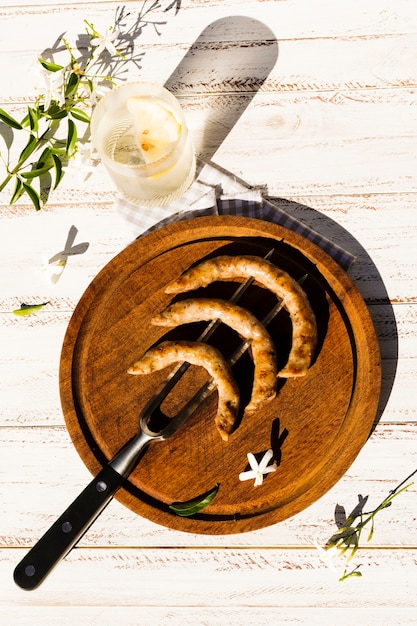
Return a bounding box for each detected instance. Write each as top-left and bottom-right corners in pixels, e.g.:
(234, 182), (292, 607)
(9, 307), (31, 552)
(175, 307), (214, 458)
(1, 1), (417, 623)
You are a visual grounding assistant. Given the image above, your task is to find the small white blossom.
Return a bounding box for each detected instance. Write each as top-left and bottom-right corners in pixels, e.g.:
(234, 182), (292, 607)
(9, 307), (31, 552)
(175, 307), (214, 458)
(313, 539), (339, 573)
(313, 537), (362, 581)
(67, 142), (99, 182)
(90, 27), (119, 56)
(34, 65), (65, 110)
(38, 252), (66, 285)
(85, 76), (112, 106)
(239, 449), (277, 486)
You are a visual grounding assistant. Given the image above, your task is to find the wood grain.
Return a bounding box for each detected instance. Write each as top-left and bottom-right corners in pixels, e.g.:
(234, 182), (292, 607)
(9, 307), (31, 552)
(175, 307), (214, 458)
(3, 547), (417, 613)
(2, 424), (417, 549)
(59, 216), (380, 533)
(0, 0), (416, 619)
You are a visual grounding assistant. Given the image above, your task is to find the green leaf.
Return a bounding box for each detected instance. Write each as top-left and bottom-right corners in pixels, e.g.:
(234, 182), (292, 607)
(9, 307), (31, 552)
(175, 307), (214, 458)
(367, 516), (375, 542)
(21, 165), (53, 179)
(20, 113), (30, 128)
(339, 568), (362, 582)
(169, 483), (220, 517)
(70, 108), (91, 123)
(18, 134), (38, 165)
(28, 107), (39, 133)
(51, 147), (67, 156)
(13, 301), (49, 316)
(52, 153), (63, 189)
(66, 119), (77, 156)
(65, 72), (80, 98)
(22, 182), (42, 210)
(0, 108), (23, 130)
(10, 177), (24, 205)
(36, 147), (52, 168)
(47, 106), (68, 120)
(38, 58), (64, 72)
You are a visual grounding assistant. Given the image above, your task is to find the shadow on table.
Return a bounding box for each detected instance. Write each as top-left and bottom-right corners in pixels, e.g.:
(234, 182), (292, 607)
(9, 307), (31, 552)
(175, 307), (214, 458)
(265, 195), (398, 435)
(164, 15), (279, 162)
(164, 16), (394, 435)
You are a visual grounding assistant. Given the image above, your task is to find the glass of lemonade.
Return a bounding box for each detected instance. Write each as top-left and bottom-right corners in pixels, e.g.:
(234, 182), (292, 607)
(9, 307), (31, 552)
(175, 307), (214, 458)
(90, 81), (196, 206)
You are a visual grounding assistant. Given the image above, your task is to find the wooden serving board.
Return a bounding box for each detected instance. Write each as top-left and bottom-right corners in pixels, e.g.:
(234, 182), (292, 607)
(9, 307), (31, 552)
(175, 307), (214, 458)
(59, 216), (381, 534)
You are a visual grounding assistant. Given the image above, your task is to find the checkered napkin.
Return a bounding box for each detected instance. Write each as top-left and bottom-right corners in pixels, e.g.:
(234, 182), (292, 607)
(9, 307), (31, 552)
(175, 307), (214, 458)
(116, 159), (355, 271)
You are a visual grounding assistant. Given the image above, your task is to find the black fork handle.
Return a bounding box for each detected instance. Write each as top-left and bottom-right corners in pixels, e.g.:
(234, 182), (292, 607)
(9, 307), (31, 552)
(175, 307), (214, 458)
(13, 464), (124, 590)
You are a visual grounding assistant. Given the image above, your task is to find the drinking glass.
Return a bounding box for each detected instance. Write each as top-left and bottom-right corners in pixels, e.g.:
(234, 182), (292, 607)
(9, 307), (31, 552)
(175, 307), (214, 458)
(91, 81), (196, 206)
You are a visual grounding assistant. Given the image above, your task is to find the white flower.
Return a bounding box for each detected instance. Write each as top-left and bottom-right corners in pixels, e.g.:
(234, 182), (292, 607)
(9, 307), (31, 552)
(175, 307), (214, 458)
(35, 65), (65, 110)
(90, 27), (119, 56)
(38, 252), (66, 285)
(313, 539), (339, 573)
(239, 449), (277, 486)
(313, 537), (362, 581)
(67, 141), (99, 182)
(84, 76), (112, 106)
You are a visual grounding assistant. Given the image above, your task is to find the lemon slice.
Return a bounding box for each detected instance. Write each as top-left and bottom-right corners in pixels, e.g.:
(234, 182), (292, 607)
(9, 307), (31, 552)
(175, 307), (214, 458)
(126, 96), (182, 164)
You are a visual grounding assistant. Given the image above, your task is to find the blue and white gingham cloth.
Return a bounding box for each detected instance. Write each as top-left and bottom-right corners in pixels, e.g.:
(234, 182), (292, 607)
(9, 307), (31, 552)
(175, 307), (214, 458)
(116, 159), (355, 271)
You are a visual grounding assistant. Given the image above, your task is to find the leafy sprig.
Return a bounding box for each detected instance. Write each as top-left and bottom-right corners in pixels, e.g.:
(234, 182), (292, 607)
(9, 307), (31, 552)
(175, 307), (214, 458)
(0, 21), (122, 210)
(0, 1), (181, 210)
(322, 468), (416, 581)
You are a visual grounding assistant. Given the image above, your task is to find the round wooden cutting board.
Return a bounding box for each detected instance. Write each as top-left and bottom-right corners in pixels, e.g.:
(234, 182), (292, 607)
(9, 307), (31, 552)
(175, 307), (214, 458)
(59, 216), (381, 534)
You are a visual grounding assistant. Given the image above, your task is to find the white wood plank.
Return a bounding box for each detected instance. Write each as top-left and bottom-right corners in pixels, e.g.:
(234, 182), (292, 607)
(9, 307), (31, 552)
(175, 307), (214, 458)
(1, 4), (416, 103)
(0, 304), (412, 428)
(269, 192), (417, 304)
(0, 204), (133, 303)
(2, 0), (417, 44)
(2, 424), (417, 548)
(2, 546), (417, 610)
(1, 190), (416, 305)
(2, 88), (417, 205)
(1, 167), (417, 314)
(0, 0), (416, 617)
(2, 606), (417, 626)
(206, 92), (417, 197)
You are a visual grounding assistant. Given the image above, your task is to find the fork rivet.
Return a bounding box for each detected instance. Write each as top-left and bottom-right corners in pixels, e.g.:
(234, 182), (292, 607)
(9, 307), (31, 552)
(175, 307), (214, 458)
(61, 521), (72, 533)
(25, 565), (36, 577)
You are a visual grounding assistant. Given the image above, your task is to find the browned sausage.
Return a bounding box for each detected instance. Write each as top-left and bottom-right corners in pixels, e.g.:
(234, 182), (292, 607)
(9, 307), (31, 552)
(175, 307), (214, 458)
(165, 255), (317, 377)
(128, 340), (239, 441)
(152, 298), (277, 412)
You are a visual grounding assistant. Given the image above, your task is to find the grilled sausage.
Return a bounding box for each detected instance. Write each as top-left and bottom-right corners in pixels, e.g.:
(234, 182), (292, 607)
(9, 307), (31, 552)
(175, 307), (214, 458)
(165, 255), (317, 377)
(128, 340), (239, 441)
(152, 298), (277, 412)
